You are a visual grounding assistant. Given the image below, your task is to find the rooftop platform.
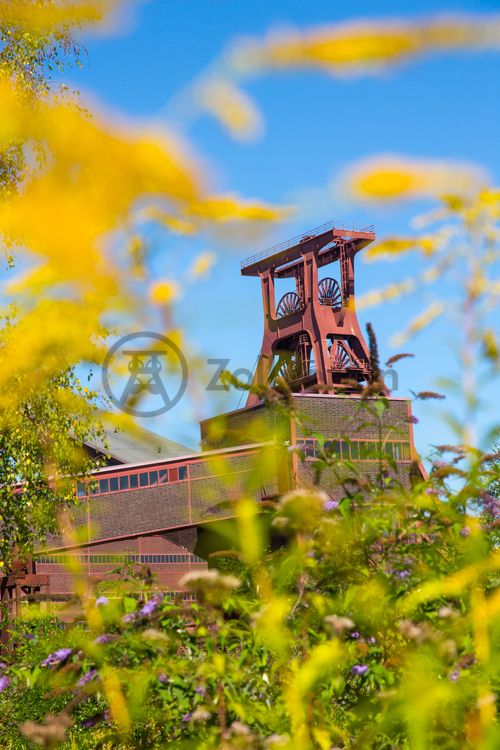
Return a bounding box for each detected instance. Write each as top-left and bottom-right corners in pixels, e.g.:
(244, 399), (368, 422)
(241, 220), (375, 277)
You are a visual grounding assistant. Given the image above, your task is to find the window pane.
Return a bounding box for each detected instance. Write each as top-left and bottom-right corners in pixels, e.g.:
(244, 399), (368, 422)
(350, 442), (359, 460)
(119, 475), (129, 491)
(393, 443), (401, 460)
(340, 441), (349, 459)
(149, 471), (158, 485)
(139, 472), (149, 487)
(384, 443), (394, 459)
(179, 466), (187, 480)
(169, 468), (179, 482)
(109, 477), (119, 492)
(365, 443), (377, 459)
(99, 478), (109, 494)
(77, 482), (86, 497)
(402, 443), (410, 460)
(305, 440), (315, 458)
(129, 473), (138, 489)
(159, 469), (169, 484)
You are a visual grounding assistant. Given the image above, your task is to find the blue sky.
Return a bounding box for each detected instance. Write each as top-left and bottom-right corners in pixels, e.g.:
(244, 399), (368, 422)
(70, 0), (500, 456)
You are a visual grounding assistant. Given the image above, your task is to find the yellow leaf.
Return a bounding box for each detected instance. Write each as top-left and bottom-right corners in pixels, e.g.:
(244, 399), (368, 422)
(197, 78), (263, 141)
(232, 15), (500, 77)
(341, 155), (488, 202)
(189, 251), (217, 279)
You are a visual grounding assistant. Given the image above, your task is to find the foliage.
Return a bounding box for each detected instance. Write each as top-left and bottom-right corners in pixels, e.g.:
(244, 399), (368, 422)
(0, 446), (499, 748)
(0, 5), (106, 567)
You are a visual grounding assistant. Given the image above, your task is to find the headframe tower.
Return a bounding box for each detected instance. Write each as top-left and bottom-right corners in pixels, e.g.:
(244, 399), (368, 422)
(241, 221), (376, 406)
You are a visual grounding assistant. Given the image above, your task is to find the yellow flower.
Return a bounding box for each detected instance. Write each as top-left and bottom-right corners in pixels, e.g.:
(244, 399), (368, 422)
(148, 280), (180, 306)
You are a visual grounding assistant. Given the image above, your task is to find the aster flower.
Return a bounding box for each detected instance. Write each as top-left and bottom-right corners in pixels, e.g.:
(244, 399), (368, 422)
(395, 570), (410, 580)
(94, 633), (114, 645)
(350, 664), (369, 676)
(41, 648), (72, 668)
(157, 673), (169, 685)
(81, 710), (110, 729)
(77, 669), (97, 687)
(122, 612), (138, 624)
(0, 675), (11, 693)
(460, 527), (471, 537)
(95, 596), (109, 607)
(139, 593), (164, 617)
(323, 498), (339, 511)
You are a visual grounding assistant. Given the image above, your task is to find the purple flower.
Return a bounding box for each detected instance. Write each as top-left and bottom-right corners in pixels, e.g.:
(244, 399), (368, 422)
(41, 648), (72, 668)
(323, 499), (339, 511)
(460, 527), (471, 537)
(23, 633), (35, 641)
(140, 593), (164, 617)
(157, 673), (169, 685)
(449, 670), (460, 682)
(481, 494), (500, 516)
(0, 675), (11, 693)
(182, 713), (191, 722)
(81, 710), (110, 728)
(350, 631), (360, 639)
(77, 669), (98, 687)
(94, 633), (113, 645)
(367, 636), (376, 645)
(351, 664), (369, 676)
(407, 415), (419, 424)
(122, 612), (137, 624)
(195, 685), (206, 696)
(95, 596), (109, 607)
(395, 570), (410, 580)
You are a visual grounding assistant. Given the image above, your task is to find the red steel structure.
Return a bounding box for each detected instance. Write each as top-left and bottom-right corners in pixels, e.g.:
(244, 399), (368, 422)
(241, 221), (376, 405)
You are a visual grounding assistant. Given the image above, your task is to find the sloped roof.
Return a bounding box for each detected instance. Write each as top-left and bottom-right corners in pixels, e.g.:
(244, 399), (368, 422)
(84, 424), (195, 465)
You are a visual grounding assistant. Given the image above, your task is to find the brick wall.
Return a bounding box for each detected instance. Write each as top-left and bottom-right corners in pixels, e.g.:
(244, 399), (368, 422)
(200, 402), (290, 449)
(35, 533), (207, 596)
(293, 394), (412, 442)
